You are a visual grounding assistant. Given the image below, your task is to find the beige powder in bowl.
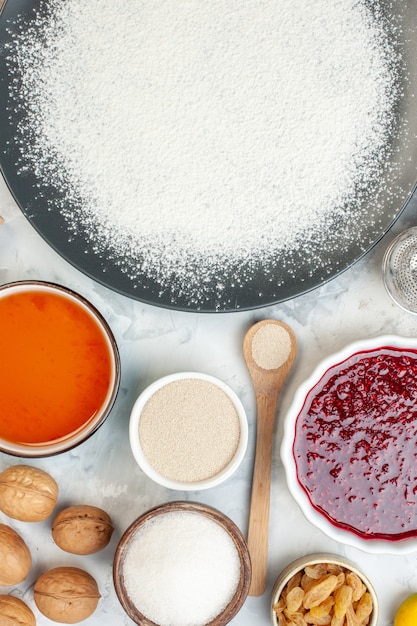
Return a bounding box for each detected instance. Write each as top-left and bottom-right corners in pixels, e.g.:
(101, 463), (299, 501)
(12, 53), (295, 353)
(136, 376), (244, 485)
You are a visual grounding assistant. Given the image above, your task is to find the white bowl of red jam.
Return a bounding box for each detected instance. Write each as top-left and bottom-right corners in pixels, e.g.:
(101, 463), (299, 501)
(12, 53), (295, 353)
(281, 335), (417, 553)
(0, 280), (120, 457)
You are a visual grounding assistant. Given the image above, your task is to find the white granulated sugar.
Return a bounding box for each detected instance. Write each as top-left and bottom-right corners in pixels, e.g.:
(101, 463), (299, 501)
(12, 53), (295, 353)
(122, 511), (241, 626)
(7, 0), (401, 305)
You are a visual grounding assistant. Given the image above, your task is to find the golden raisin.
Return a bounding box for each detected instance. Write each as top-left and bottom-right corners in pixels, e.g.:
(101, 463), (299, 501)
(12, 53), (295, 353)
(346, 571), (366, 602)
(287, 587), (304, 613)
(334, 585), (353, 619)
(355, 592), (373, 623)
(303, 575), (338, 609)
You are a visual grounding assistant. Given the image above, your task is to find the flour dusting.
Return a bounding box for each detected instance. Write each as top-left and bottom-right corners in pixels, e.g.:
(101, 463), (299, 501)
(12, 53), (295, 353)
(5, 0), (403, 308)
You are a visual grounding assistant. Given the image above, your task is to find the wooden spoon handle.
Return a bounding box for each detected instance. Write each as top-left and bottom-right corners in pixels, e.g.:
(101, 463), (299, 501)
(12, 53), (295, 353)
(247, 392), (278, 596)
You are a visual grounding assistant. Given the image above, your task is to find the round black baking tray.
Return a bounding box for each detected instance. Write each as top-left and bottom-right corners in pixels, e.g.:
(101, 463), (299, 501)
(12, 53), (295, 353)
(1, 0), (416, 312)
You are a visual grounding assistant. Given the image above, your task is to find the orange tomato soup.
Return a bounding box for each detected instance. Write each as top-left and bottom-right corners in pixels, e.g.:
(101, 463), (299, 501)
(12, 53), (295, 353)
(0, 289), (113, 445)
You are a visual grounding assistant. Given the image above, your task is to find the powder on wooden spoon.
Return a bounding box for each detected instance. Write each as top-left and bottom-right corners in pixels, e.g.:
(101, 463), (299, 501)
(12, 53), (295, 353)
(251, 324), (292, 370)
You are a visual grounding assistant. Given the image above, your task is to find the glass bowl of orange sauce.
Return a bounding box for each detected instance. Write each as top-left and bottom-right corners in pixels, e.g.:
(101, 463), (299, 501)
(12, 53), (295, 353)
(0, 280), (120, 457)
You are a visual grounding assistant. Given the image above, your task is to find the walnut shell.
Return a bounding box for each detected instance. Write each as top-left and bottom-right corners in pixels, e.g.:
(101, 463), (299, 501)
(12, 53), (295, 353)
(34, 567), (100, 624)
(52, 504), (114, 555)
(0, 524), (32, 586)
(0, 465), (58, 522)
(0, 595), (36, 626)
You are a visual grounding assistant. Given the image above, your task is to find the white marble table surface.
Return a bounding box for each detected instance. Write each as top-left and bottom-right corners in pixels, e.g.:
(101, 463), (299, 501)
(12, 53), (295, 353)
(1, 172), (417, 626)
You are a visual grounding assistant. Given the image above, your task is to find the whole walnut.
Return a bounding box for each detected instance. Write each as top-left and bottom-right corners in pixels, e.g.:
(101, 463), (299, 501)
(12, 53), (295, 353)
(0, 595), (36, 626)
(34, 567), (100, 624)
(0, 524), (32, 586)
(0, 465), (58, 522)
(52, 504), (114, 555)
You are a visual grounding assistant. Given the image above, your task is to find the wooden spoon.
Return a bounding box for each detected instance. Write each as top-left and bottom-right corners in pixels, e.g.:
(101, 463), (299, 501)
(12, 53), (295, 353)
(243, 319), (297, 596)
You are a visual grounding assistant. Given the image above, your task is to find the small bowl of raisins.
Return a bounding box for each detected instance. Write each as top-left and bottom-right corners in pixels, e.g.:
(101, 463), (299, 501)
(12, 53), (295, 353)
(271, 553), (378, 626)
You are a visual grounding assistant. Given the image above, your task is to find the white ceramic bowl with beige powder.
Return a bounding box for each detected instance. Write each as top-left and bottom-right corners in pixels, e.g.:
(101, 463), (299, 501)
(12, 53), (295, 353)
(129, 372), (248, 490)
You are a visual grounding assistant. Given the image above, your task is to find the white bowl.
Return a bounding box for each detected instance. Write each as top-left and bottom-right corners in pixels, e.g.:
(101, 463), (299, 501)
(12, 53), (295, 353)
(0, 280), (120, 457)
(281, 335), (417, 554)
(129, 372), (248, 490)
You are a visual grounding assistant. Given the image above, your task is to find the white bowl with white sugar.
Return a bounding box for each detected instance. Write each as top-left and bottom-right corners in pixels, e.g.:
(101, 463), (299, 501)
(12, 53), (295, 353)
(129, 372), (248, 490)
(113, 501), (251, 626)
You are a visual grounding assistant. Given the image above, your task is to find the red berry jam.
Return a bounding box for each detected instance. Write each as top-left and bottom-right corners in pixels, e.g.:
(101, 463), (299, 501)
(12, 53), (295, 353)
(293, 347), (417, 541)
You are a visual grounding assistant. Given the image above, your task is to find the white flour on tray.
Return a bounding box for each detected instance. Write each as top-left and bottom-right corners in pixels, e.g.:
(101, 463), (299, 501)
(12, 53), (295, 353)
(6, 0), (401, 306)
